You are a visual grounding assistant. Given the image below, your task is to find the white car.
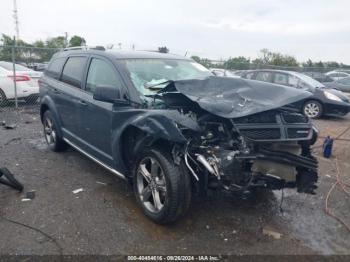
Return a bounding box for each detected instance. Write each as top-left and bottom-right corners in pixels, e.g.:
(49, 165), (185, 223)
(325, 70), (350, 81)
(0, 62), (41, 105)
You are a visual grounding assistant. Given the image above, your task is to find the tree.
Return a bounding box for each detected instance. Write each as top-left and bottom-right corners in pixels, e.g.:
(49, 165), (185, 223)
(190, 56), (212, 68)
(69, 35), (86, 47)
(158, 46), (169, 53)
(223, 56), (251, 70)
(46, 36), (66, 49)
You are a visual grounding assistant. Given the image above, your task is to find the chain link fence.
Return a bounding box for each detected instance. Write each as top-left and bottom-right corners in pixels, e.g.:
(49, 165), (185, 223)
(0, 45), (59, 125)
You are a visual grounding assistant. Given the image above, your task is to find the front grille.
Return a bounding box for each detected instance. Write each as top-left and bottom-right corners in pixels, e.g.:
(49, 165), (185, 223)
(282, 113), (308, 123)
(240, 128), (281, 140)
(234, 112), (277, 124)
(287, 128), (311, 139)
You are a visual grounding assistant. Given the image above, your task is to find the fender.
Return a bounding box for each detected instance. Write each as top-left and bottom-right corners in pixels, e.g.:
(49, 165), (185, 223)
(110, 110), (201, 175)
(40, 95), (64, 138)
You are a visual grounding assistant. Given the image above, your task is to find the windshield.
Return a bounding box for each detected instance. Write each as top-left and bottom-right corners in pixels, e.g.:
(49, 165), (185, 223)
(293, 72), (325, 88)
(123, 59), (212, 95)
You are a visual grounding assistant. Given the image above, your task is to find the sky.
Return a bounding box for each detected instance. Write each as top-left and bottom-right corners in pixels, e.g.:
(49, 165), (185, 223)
(1, 0), (350, 63)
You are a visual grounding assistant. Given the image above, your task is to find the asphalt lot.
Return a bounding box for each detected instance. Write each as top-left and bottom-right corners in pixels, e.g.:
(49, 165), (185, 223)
(0, 105), (350, 255)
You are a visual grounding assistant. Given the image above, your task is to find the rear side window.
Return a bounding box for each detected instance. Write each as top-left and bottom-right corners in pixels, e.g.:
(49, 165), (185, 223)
(45, 57), (66, 79)
(244, 72), (255, 79)
(274, 73), (288, 85)
(86, 58), (124, 93)
(61, 56), (87, 88)
(338, 78), (350, 85)
(255, 72), (272, 82)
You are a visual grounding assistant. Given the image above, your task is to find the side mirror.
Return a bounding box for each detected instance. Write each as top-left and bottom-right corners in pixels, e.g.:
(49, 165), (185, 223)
(93, 85), (121, 103)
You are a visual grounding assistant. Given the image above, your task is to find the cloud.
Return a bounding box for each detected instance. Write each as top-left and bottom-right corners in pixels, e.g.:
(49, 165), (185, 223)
(0, 0), (350, 63)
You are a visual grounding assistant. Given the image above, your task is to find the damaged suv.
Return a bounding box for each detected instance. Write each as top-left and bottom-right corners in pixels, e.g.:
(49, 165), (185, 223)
(39, 49), (318, 223)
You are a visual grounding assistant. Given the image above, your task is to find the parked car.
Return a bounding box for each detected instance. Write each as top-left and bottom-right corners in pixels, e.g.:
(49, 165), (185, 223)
(0, 61), (42, 85)
(27, 62), (49, 72)
(325, 70), (350, 81)
(40, 49), (318, 223)
(210, 68), (239, 78)
(324, 77), (350, 92)
(241, 70), (350, 118)
(0, 65), (39, 105)
(303, 72), (334, 83)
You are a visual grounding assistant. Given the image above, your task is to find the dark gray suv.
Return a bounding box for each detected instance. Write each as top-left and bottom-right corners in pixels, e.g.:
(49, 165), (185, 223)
(40, 49), (318, 223)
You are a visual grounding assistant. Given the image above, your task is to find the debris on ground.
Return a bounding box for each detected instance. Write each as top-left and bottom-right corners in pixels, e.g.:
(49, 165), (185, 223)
(96, 181), (107, 186)
(26, 191), (36, 200)
(4, 137), (21, 146)
(262, 227), (283, 239)
(72, 188), (84, 194)
(3, 123), (17, 130)
(0, 167), (23, 191)
(21, 198), (31, 202)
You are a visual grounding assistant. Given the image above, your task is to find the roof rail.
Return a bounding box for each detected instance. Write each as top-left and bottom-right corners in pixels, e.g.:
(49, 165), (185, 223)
(62, 46), (106, 51)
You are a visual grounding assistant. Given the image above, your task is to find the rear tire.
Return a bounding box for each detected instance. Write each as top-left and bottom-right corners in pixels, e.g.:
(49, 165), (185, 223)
(42, 110), (67, 152)
(133, 148), (191, 224)
(303, 100), (323, 119)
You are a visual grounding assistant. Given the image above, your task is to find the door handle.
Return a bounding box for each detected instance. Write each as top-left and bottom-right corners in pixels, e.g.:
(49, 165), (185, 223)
(79, 100), (88, 106)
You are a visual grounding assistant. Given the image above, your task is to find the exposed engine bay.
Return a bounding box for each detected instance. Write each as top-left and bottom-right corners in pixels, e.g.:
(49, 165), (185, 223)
(145, 77), (319, 196)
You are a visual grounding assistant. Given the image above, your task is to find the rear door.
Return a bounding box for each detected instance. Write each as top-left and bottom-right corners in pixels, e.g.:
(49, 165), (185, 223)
(55, 56), (88, 144)
(77, 56), (128, 166)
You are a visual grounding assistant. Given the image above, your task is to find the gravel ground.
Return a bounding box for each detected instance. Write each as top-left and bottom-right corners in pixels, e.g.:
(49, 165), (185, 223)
(0, 105), (350, 256)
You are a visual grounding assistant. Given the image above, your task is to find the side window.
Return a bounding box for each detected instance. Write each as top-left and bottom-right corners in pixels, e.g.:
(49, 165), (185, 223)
(338, 78), (350, 85)
(255, 72), (271, 82)
(288, 75), (299, 88)
(45, 57), (66, 79)
(274, 73), (288, 85)
(61, 56), (87, 88)
(245, 72), (255, 79)
(86, 58), (123, 93)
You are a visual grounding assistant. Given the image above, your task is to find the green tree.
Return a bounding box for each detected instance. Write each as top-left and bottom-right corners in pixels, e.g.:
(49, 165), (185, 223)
(46, 36), (66, 49)
(69, 35), (86, 47)
(223, 56), (251, 70)
(190, 55), (212, 68)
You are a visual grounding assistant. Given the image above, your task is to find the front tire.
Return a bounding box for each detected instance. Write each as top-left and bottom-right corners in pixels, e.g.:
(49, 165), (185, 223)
(303, 100), (323, 118)
(42, 110), (67, 152)
(133, 148), (191, 224)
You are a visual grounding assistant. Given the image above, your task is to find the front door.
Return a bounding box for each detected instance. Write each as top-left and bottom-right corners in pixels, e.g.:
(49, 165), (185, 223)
(77, 57), (128, 167)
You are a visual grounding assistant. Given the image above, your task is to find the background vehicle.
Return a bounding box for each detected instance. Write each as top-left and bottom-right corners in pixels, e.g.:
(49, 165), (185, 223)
(304, 72), (334, 83)
(324, 77), (350, 92)
(241, 69), (350, 118)
(210, 68), (239, 78)
(325, 70), (350, 81)
(40, 49), (318, 224)
(0, 61), (42, 85)
(0, 66), (39, 105)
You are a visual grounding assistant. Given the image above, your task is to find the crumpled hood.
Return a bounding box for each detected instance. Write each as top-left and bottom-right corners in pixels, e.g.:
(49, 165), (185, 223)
(163, 76), (313, 119)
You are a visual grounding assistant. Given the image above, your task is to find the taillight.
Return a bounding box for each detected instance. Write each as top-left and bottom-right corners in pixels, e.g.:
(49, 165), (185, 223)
(8, 75), (31, 82)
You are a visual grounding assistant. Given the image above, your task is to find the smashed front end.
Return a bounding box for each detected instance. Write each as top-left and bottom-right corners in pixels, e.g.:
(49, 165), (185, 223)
(180, 110), (318, 196)
(154, 77), (318, 196)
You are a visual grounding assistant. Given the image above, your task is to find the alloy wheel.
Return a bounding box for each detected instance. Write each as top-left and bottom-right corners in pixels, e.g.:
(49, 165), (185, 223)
(136, 156), (167, 213)
(44, 117), (57, 145)
(304, 102), (320, 118)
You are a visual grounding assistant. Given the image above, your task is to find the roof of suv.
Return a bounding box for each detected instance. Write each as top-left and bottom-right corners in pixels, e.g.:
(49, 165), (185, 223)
(52, 49), (192, 61)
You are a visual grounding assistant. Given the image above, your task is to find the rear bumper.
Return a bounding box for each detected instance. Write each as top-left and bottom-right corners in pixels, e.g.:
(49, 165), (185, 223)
(17, 85), (39, 99)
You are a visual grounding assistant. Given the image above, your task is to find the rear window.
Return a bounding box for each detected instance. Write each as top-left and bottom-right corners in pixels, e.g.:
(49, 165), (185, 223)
(61, 56), (87, 88)
(45, 57), (66, 79)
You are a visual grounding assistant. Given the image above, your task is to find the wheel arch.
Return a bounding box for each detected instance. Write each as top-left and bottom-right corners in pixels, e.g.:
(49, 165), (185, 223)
(40, 96), (63, 137)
